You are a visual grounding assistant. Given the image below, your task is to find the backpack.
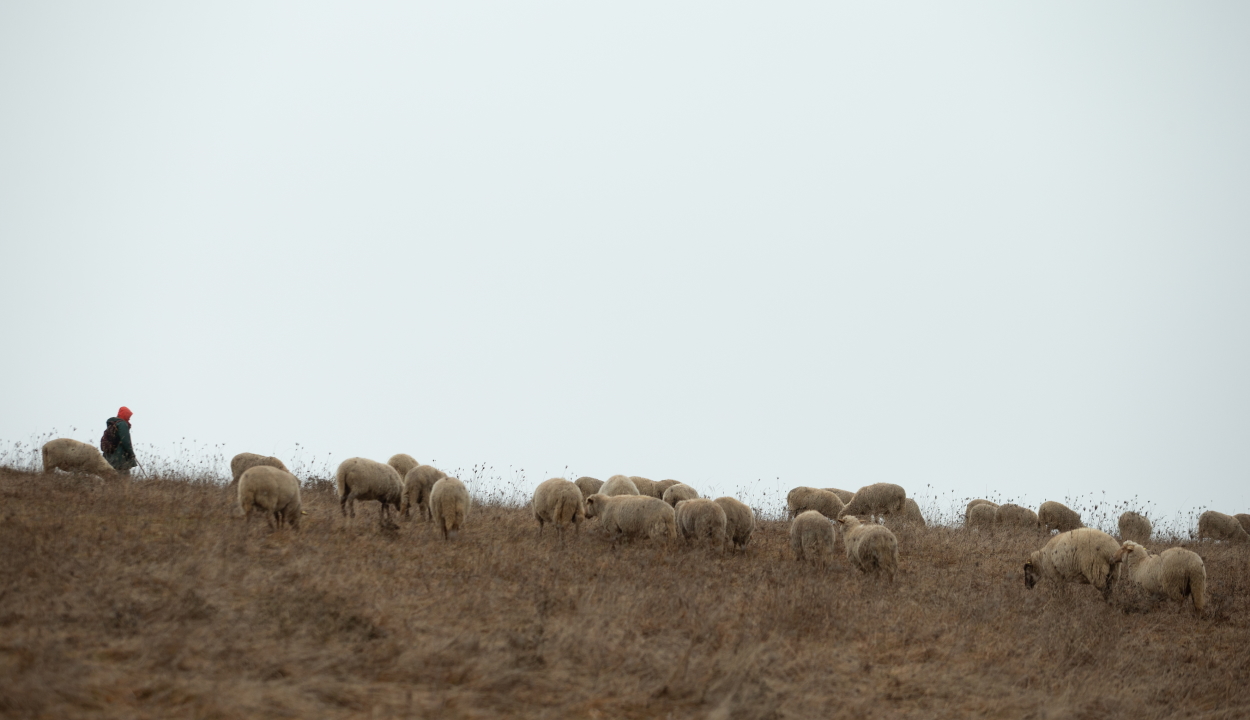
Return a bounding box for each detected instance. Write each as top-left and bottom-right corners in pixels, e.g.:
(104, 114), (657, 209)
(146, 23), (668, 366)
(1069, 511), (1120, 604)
(101, 418), (120, 455)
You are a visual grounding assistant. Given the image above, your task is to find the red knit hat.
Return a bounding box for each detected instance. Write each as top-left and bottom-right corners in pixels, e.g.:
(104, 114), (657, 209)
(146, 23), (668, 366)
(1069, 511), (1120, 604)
(117, 406), (133, 421)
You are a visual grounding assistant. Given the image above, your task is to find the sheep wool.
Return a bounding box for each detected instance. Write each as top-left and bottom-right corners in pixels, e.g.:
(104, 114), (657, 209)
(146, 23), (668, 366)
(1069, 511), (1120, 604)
(1038, 501), (1084, 534)
(584, 494), (677, 543)
(838, 515), (899, 581)
(823, 488), (855, 505)
(629, 476), (659, 498)
(429, 476), (472, 541)
(965, 499), (998, 522)
(1237, 514), (1250, 537)
(1024, 528), (1121, 601)
(995, 503), (1039, 530)
(966, 503), (996, 529)
(532, 478), (585, 542)
(661, 483), (699, 507)
(898, 498), (926, 527)
(574, 476), (604, 499)
(601, 475), (640, 497)
(41, 438), (116, 477)
(387, 454), (420, 483)
(1198, 511), (1250, 543)
(840, 483), (907, 521)
(714, 496), (755, 550)
(1118, 511), (1152, 544)
(675, 498), (727, 550)
(653, 480), (682, 498)
(229, 453), (288, 486)
(237, 465), (302, 530)
(790, 510), (836, 566)
(336, 457), (404, 529)
(787, 487), (845, 520)
(401, 465), (447, 520)
(1114, 541), (1206, 614)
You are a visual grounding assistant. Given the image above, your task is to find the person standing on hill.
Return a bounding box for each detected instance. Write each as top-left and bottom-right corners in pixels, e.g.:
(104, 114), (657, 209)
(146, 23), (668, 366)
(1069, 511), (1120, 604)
(101, 406), (137, 475)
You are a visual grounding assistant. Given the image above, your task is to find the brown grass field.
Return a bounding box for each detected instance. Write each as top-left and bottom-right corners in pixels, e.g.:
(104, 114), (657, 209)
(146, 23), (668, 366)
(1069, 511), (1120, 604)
(1, 467), (1248, 719)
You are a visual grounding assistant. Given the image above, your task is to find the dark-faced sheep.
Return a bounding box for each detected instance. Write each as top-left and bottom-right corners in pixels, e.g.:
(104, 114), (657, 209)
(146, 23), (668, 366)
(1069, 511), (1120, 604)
(839, 483), (907, 522)
(1118, 511), (1152, 544)
(532, 478), (585, 543)
(387, 454), (420, 483)
(837, 515), (899, 581)
(661, 483), (699, 507)
(429, 476), (471, 541)
(601, 475), (640, 496)
(995, 503), (1039, 530)
(1038, 501), (1083, 534)
(1114, 541), (1206, 614)
(1198, 510), (1250, 543)
(229, 452), (288, 486)
(401, 464), (447, 520)
(1024, 528), (1121, 602)
(584, 494), (676, 543)
(714, 496), (755, 550)
(41, 438), (116, 478)
(790, 510), (836, 566)
(787, 487), (844, 520)
(237, 465), (302, 531)
(574, 476), (603, 499)
(336, 457), (404, 530)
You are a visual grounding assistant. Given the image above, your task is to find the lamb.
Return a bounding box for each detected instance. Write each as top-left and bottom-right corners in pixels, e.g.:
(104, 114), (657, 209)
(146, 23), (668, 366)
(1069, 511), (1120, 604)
(823, 488), (855, 504)
(400, 464), (447, 520)
(387, 454), (419, 482)
(898, 498), (926, 526)
(1023, 528), (1122, 601)
(336, 457), (404, 529)
(601, 475), (640, 496)
(786, 487), (845, 520)
(1038, 501), (1084, 534)
(229, 452), (288, 485)
(1118, 511), (1152, 544)
(1114, 541), (1206, 614)
(839, 483), (907, 522)
(629, 476), (659, 498)
(675, 498), (728, 551)
(789, 510), (836, 566)
(995, 503), (1040, 530)
(965, 499), (998, 522)
(429, 476), (471, 541)
(966, 503), (996, 529)
(714, 496), (755, 549)
(237, 465), (302, 530)
(1198, 510), (1250, 543)
(837, 515), (899, 581)
(574, 476), (603, 499)
(661, 483), (699, 507)
(41, 438), (116, 477)
(532, 478), (585, 542)
(1237, 514), (1250, 536)
(584, 494), (677, 543)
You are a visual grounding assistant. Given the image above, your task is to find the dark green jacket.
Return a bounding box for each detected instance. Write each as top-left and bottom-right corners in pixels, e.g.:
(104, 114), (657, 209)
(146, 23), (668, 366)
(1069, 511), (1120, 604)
(104, 418), (136, 471)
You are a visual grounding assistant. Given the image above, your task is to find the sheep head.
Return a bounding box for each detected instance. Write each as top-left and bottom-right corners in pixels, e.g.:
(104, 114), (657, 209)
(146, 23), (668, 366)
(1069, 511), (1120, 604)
(1023, 557), (1039, 589)
(584, 495), (603, 519)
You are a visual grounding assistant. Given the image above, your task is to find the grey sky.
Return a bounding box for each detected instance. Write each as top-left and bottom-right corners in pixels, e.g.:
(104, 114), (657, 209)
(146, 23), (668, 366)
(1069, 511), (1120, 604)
(3, 3), (1248, 521)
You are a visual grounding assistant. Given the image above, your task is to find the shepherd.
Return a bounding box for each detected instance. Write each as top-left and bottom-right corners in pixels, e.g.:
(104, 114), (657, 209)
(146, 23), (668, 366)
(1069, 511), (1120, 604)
(101, 406), (137, 475)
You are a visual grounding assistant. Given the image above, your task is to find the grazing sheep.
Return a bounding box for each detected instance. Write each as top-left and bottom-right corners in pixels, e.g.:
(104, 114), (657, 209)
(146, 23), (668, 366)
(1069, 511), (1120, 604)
(653, 479), (682, 498)
(714, 496), (755, 550)
(995, 503), (1040, 530)
(675, 499), (728, 551)
(966, 503), (996, 529)
(229, 452), (288, 486)
(1118, 511), (1152, 544)
(1237, 514), (1250, 536)
(387, 454), (419, 483)
(532, 478), (585, 542)
(839, 483), (907, 522)
(1198, 510), (1250, 543)
(790, 510), (836, 566)
(897, 498), (926, 527)
(787, 487), (845, 520)
(574, 476), (603, 499)
(823, 488), (855, 505)
(400, 464), (447, 520)
(237, 465), (302, 530)
(662, 483), (699, 507)
(1114, 541), (1206, 614)
(837, 515), (899, 581)
(584, 494), (677, 543)
(429, 476), (471, 541)
(965, 499), (998, 522)
(601, 475), (640, 496)
(1038, 501), (1084, 534)
(41, 438), (116, 477)
(629, 476), (659, 498)
(1023, 528), (1121, 601)
(336, 457), (404, 530)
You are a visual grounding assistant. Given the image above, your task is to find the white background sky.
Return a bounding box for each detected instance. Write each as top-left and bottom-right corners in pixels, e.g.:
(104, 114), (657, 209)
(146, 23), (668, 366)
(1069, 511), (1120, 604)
(2, 3), (1247, 524)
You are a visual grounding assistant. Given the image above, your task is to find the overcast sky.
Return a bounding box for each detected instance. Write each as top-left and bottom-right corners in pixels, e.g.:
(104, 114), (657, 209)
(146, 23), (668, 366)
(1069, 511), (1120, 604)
(2, 3), (1247, 524)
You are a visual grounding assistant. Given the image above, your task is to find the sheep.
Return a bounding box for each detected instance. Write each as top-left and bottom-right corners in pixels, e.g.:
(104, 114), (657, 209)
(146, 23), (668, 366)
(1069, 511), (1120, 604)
(387, 454), (419, 483)
(1238, 514), (1250, 536)
(995, 503), (1040, 530)
(839, 483), (907, 522)
(786, 487), (845, 520)
(1198, 510), (1250, 543)
(400, 464), (447, 520)
(714, 496), (755, 549)
(1023, 528), (1122, 601)
(653, 479), (682, 498)
(237, 465), (301, 530)
(823, 488), (855, 505)
(965, 499), (998, 522)
(1038, 501), (1084, 534)
(1118, 511), (1152, 544)
(897, 498), (926, 527)
(532, 478), (585, 543)
(601, 475), (640, 496)
(629, 476), (659, 498)
(837, 515), (899, 581)
(675, 498), (727, 551)
(229, 452), (288, 486)
(966, 503), (996, 529)
(574, 476), (603, 499)
(336, 457), (404, 530)
(584, 494), (677, 543)
(662, 483), (699, 507)
(1114, 541), (1206, 614)
(789, 510), (836, 566)
(41, 438), (116, 477)
(429, 476), (471, 541)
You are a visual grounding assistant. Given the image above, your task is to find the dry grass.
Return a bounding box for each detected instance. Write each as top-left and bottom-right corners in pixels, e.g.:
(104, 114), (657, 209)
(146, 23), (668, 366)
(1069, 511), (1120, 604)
(1, 467), (1248, 719)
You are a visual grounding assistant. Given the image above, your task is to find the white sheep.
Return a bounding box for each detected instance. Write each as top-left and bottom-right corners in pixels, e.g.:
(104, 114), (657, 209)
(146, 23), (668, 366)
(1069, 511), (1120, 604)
(532, 478), (585, 542)
(995, 503), (1039, 530)
(1118, 511), (1152, 544)
(583, 494), (677, 543)
(336, 457), (404, 530)
(387, 453), (419, 483)
(653, 479), (682, 498)
(601, 475), (640, 496)
(400, 464), (447, 520)
(661, 483), (699, 507)
(41, 438), (116, 477)
(965, 499), (998, 522)
(790, 510), (836, 566)
(823, 488), (855, 504)
(237, 465), (302, 530)
(1237, 514), (1250, 537)
(836, 515), (899, 581)
(714, 496), (755, 550)
(629, 476), (659, 498)
(229, 452), (288, 486)
(574, 476), (604, 499)
(786, 487), (845, 520)
(1198, 510), (1250, 543)
(1038, 501), (1084, 534)
(966, 503), (996, 529)
(429, 476), (471, 540)
(1023, 528), (1122, 601)
(839, 483), (907, 522)
(675, 498), (727, 551)
(1114, 541), (1206, 614)
(897, 498), (926, 527)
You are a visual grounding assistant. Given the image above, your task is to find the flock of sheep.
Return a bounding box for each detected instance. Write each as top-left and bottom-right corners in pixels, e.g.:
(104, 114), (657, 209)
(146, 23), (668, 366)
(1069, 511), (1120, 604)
(38, 438), (1250, 616)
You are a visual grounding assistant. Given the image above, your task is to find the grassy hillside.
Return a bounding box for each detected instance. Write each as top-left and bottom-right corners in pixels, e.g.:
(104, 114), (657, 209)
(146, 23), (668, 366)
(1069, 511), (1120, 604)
(1, 468), (1247, 719)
